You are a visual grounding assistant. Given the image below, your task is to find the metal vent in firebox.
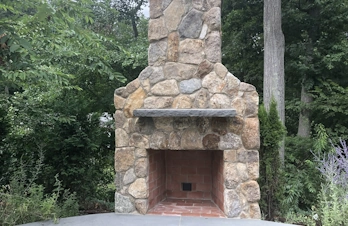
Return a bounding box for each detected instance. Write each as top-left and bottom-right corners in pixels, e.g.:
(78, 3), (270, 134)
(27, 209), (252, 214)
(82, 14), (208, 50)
(182, 183), (192, 191)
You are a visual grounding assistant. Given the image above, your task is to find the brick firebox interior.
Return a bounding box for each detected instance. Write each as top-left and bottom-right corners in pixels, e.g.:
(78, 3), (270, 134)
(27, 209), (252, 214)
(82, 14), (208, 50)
(148, 150), (224, 212)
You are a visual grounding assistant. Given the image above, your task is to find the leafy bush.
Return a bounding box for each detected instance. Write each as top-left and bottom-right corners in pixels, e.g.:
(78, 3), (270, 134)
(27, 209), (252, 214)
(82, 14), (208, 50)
(0, 153), (78, 226)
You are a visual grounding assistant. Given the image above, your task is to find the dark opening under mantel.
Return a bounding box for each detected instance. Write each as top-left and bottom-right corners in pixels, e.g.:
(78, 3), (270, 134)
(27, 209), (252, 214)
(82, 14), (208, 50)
(133, 109), (237, 118)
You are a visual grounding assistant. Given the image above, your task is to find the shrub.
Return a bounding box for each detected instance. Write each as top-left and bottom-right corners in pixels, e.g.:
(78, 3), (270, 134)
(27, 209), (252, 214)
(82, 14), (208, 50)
(0, 153), (79, 226)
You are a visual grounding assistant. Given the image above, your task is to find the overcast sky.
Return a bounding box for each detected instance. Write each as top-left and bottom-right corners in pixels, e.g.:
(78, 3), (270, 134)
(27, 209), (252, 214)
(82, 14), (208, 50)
(141, 4), (149, 18)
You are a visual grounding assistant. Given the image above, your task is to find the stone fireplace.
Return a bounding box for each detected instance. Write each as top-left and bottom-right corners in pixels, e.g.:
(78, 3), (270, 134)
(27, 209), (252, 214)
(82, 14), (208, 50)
(113, 0), (261, 219)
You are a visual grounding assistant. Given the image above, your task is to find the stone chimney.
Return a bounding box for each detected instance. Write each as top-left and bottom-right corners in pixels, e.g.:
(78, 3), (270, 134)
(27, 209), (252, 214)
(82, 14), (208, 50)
(113, 0), (261, 219)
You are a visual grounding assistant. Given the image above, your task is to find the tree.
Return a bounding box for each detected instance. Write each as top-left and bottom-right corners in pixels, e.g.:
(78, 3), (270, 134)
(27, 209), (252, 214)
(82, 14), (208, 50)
(263, 0), (285, 161)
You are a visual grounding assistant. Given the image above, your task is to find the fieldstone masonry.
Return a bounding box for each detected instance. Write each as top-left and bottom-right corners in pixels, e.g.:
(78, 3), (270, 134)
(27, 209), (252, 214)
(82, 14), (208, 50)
(114, 0), (261, 219)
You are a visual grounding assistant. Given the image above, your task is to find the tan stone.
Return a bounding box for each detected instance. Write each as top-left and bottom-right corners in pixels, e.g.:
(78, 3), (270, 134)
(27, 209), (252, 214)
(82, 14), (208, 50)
(150, 131), (169, 149)
(167, 32), (179, 62)
(224, 149), (237, 162)
(205, 31), (221, 63)
(195, 59), (214, 78)
(181, 128), (203, 150)
(193, 0), (209, 11)
(241, 118), (260, 150)
(244, 91), (259, 118)
(210, 94), (230, 108)
(114, 95), (126, 110)
(174, 117), (193, 130)
(164, 0), (185, 31)
(115, 147), (135, 172)
(247, 162), (259, 180)
(124, 87), (146, 118)
(151, 79), (180, 96)
(202, 72), (225, 93)
(140, 79), (151, 93)
(168, 131), (181, 150)
(129, 133), (149, 149)
(249, 203), (261, 219)
(124, 118), (138, 134)
(135, 148), (147, 158)
(231, 98), (246, 116)
(228, 116), (244, 135)
(128, 178), (148, 199)
(172, 95), (192, 109)
(144, 97), (173, 109)
(148, 17), (168, 41)
(223, 73), (240, 97)
(204, 7), (221, 31)
(115, 110), (127, 129)
(192, 88), (210, 108)
(153, 118), (174, 131)
(149, 0), (162, 19)
(135, 199), (148, 215)
(214, 63), (228, 79)
(135, 158), (148, 178)
(240, 82), (256, 92)
(203, 134), (220, 149)
(164, 62), (198, 81)
(115, 128), (128, 147)
(241, 181), (260, 202)
(224, 162), (248, 189)
(178, 39), (205, 65)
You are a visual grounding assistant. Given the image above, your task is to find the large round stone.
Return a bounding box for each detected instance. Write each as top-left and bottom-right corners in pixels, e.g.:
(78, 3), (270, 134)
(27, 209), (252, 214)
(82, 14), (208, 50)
(178, 9), (204, 39)
(115, 192), (135, 213)
(115, 147), (135, 172)
(128, 178), (148, 199)
(241, 118), (260, 150)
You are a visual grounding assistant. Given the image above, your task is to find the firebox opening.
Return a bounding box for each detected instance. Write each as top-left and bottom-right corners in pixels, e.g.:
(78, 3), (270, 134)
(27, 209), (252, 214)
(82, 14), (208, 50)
(182, 183), (192, 191)
(147, 149), (224, 214)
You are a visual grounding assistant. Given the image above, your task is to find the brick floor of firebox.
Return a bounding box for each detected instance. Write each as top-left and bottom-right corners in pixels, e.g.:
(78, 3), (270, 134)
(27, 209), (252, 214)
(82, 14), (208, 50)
(147, 198), (226, 218)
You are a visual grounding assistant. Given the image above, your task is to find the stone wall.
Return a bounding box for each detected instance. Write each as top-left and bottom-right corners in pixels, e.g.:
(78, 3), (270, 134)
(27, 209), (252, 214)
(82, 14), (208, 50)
(114, 0), (261, 219)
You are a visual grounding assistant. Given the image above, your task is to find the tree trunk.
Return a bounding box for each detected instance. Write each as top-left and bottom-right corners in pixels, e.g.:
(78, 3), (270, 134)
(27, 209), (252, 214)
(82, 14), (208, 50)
(263, 0), (285, 161)
(297, 84), (313, 137)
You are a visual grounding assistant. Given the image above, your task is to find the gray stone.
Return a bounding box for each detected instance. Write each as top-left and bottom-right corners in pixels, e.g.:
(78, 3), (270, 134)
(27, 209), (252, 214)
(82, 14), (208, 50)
(223, 73), (240, 96)
(224, 163), (247, 189)
(115, 172), (124, 191)
(178, 9), (204, 39)
(208, 0), (221, 7)
(240, 82), (256, 92)
(162, 0), (173, 10)
(128, 178), (148, 199)
(205, 31), (221, 63)
(179, 39), (205, 65)
(133, 109), (237, 117)
(115, 192), (135, 213)
(135, 118), (156, 135)
(115, 87), (127, 98)
(193, 0), (209, 11)
(139, 66), (154, 80)
(123, 168), (136, 185)
(135, 148), (147, 158)
(224, 189), (242, 218)
(135, 158), (148, 178)
(151, 79), (180, 96)
(125, 79), (140, 95)
(219, 133), (242, 150)
(115, 111), (126, 129)
(148, 67), (165, 85)
(214, 63), (228, 79)
(174, 117), (193, 130)
(153, 118), (174, 131)
(179, 79), (202, 94)
(148, 40), (167, 66)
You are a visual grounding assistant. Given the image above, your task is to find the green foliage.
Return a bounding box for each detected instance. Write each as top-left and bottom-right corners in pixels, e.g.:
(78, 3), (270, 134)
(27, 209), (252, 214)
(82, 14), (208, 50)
(259, 101), (286, 220)
(0, 153), (78, 226)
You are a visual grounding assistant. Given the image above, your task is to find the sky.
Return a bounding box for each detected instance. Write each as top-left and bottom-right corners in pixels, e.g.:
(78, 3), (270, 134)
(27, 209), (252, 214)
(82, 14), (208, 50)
(141, 4), (149, 18)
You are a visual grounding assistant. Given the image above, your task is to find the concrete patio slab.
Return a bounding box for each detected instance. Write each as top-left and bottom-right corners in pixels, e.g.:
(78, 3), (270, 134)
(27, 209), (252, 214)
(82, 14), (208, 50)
(19, 213), (298, 226)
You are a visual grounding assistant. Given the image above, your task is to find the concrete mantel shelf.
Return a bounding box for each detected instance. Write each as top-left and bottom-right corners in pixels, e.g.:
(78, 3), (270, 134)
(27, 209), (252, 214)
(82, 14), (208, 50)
(133, 109), (237, 118)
